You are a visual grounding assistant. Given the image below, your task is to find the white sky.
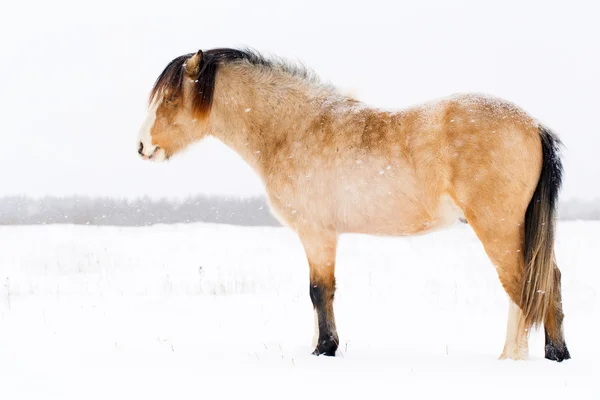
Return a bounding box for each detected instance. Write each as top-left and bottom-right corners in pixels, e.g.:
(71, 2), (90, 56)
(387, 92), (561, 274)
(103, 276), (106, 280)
(1, 0), (599, 201)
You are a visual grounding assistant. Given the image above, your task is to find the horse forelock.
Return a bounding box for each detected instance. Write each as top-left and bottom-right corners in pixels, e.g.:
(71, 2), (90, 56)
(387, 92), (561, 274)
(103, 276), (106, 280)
(149, 53), (193, 105)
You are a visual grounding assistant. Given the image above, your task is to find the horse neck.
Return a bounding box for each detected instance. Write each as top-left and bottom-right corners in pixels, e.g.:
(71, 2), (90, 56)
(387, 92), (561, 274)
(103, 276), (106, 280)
(207, 64), (338, 175)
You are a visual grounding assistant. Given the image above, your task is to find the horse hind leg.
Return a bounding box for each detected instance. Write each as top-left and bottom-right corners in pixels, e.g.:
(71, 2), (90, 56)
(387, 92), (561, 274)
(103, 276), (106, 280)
(463, 214), (531, 360)
(544, 264), (571, 361)
(500, 298), (529, 360)
(484, 234), (571, 362)
(460, 201), (570, 361)
(495, 252), (571, 362)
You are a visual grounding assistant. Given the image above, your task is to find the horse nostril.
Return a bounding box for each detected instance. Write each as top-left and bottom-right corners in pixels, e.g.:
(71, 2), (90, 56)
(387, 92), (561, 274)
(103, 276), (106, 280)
(138, 142), (144, 155)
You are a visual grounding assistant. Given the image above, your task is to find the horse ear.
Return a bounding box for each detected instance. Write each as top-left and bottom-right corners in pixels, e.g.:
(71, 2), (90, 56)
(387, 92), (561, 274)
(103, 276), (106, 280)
(185, 50), (203, 77)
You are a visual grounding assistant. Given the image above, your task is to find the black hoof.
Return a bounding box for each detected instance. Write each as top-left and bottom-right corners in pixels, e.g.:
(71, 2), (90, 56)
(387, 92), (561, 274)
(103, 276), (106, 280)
(545, 342), (571, 362)
(312, 337), (338, 357)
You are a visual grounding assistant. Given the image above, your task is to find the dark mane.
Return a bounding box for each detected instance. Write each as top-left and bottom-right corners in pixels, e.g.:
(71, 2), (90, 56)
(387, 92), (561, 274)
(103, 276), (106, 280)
(149, 48), (321, 118)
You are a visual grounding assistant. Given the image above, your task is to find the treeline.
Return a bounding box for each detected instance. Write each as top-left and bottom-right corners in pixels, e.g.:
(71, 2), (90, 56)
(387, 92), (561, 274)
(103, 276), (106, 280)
(0, 195), (598, 226)
(0, 195), (281, 227)
(557, 197), (600, 221)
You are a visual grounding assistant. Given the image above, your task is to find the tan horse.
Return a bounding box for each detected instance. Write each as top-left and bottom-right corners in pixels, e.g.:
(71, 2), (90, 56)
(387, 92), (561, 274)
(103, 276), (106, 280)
(137, 47), (570, 362)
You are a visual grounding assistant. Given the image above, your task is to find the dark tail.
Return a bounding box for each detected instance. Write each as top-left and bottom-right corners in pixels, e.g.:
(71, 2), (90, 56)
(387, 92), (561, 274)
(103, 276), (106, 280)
(521, 126), (563, 328)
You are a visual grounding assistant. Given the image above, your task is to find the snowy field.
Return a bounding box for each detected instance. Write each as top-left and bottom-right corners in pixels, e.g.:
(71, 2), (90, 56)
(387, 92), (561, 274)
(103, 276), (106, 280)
(1, 220), (598, 399)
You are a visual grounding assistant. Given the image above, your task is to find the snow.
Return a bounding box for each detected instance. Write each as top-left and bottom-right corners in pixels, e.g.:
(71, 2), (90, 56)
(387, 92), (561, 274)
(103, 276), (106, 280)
(1, 221), (598, 399)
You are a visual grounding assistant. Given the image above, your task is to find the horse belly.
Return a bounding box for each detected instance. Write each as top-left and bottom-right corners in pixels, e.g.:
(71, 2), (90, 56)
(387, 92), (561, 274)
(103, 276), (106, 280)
(337, 190), (464, 236)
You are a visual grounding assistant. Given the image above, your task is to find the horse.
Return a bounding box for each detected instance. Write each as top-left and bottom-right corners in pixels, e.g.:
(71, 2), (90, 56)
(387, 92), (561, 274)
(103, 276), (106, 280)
(137, 47), (570, 362)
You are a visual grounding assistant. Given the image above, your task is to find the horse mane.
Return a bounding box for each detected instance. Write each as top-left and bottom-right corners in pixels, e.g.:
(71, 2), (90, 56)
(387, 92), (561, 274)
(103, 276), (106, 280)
(149, 47), (322, 118)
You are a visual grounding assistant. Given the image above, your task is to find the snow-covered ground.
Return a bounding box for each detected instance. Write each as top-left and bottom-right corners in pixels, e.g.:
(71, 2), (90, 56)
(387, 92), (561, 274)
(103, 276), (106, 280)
(1, 221), (598, 399)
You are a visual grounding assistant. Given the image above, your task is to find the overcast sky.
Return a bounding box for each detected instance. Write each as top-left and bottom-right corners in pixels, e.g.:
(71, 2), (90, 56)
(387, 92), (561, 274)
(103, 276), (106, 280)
(1, 0), (599, 201)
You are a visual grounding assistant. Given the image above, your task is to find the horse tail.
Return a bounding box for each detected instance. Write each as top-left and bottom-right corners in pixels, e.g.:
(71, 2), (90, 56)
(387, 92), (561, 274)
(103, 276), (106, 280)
(521, 125), (563, 328)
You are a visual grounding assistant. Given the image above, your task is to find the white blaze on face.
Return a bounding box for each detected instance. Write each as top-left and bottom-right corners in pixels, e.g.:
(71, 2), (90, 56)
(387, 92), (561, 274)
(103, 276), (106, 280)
(138, 95), (164, 161)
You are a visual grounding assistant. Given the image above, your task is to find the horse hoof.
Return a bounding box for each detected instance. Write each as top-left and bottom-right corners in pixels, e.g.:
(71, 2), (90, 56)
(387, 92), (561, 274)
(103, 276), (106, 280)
(312, 348), (336, 357)
(545, 343), (571, 362)
(312, 340), (338, 356)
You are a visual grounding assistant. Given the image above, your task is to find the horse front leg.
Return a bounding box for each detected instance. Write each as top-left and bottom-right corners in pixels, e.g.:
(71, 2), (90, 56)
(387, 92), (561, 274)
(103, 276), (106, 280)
(300, 230), (339, 356)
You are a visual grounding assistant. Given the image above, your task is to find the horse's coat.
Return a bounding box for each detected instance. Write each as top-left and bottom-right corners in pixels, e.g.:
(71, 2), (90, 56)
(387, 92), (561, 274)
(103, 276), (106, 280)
(138, 47), (570, 361)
